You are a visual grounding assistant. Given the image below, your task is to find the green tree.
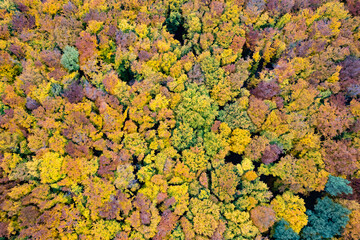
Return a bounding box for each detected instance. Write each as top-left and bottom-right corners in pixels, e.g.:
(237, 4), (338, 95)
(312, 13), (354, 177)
(175, 83), (218, 130)
(325, 175), (353, 196)
(273, 219), (300, 240)
(301, 197), (351, 240)
(61, 46), (79, 71)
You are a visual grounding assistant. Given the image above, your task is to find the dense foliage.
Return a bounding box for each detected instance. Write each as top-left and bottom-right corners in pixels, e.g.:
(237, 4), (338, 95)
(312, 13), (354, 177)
(61, 45), (80, 72)
(325, 175), (353, 197)
(0, 0), (359, 239)
(301, 197), (351, 239)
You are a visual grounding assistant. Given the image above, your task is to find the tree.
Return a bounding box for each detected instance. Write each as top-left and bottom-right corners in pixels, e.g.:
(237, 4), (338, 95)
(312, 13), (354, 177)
(344, 178), (360, 202)
(325, 175), (353, 197)
(244, 135), (270, 161)
(0, 52), (22, 81)
(339, 56), (360, 97)
(272, 219), (300, 240)
(75, 31), (98, 67)
(82, 176), (117, 221)
(61, 46), (79, 71)
(270, 191), (308, 234)
(89, 219), (122, 240)
(260, 153), (329, 194)
(311, 97), (354, 139)
(154, 209), (179, 240)
(301, 197), (351, 240)
(171, 123), (196, 151)
(165, 10), (183, 36)
(11, 12), (35, 34)
(182, 146), (209, 173)
(211, 163), (239, 203)
(261, 144), (282, 165)
(247, 96), (270, 128)
(236, 178), (273, 212)
(35, 151), (65, 184)
(0, 152), (23, 175)
(222, 203), (260, 239)
(229, 128), (252, 155)
(63, 82), (84, 103)
(187, 198), (221, 238)
(250, 205), (276, 233)
(251, 81), (280, 100)
(322, 140), (358, 177)
(336, 199), (360, 240)
(175, 83), (218, 130)
(18, 203), (81, 239)
(345, 0), (360, 16)
(114, 164), (137, 190)
(218, 98), (256, 132)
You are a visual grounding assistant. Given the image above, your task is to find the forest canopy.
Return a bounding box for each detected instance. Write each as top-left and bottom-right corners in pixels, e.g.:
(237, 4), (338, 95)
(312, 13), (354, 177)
(0, 0), (360, 239)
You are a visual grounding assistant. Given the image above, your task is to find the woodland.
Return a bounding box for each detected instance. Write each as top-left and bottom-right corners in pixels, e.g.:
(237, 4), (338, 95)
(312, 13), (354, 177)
(0, 0), (360, 239)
